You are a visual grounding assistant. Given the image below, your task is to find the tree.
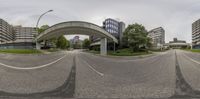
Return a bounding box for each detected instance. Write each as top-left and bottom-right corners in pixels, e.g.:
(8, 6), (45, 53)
(123, 23), (148, 52)
(37, 25), (50, 34)
(56, 35), (70, 49)
(82, 39), (91, 49)
(49, 37), (57, 48)
(146, 37), (153, 49)
(37, 25), (52, 48)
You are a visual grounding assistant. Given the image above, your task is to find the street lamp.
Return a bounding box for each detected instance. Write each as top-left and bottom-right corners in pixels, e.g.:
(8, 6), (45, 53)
(36, 9), (53, 29)
(35, 10), (53, 49)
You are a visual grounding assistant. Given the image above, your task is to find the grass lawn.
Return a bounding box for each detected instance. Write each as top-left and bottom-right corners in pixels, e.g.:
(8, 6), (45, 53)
(183, 49), (200, 53)
(0, 49), (42, 54)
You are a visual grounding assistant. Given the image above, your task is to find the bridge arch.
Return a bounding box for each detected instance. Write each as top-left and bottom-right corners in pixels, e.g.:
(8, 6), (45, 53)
(36, 21), (118, 55)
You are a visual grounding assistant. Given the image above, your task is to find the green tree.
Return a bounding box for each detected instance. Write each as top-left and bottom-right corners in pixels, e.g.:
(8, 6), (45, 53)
(37, 25), (50, 34)
(123, 23), (148, 52)
(56, 35), (70, 49)
(49, 37), (57, 48)
(146, 37), (153, 49)
(36, 25), (51, 48)
(82, 39), (91, 49)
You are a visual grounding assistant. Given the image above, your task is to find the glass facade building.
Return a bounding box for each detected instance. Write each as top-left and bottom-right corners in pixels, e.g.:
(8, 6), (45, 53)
(103, 19), (119, 36)
(90, 18), (125, 47)
(103, 18), (125, 46)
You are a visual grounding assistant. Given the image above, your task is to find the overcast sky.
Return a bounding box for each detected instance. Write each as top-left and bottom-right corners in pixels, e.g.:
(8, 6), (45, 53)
(0, 0), (200, 42)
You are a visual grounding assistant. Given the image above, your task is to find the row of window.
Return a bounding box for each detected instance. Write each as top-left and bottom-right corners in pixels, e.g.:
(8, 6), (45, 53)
(107, 29), (118, 34)
(105, 19), (119, 26)
(105, 25), (119, 30)
(0, 32), (14, 39)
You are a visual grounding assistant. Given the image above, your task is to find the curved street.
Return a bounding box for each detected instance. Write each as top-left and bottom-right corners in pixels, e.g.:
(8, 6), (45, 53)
(0, 50), (199, 98)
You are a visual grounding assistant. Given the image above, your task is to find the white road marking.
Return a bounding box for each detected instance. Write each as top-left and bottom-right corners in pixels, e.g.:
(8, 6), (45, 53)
(183, 53), (200, 65)
(78, 56), (104, 76)
(0, 55), (66, 70)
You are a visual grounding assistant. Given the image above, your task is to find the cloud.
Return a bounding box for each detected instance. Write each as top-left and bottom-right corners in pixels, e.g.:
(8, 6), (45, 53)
(0, 0), (200, 43)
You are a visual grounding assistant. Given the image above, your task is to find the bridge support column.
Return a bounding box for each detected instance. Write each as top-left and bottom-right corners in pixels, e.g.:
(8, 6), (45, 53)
(100, 38), (107, 55)
(36, 42), (41, 50)
(113, 42), (116, 52)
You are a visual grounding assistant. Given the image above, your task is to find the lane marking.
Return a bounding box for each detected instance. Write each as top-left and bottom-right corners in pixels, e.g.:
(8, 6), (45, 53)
(0, 55), (66, 70)
(78, 56), (104, 76)
(183, 53), (200, 65)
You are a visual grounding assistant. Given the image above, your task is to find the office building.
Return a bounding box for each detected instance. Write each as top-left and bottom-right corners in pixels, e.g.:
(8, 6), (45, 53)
(70, 36), (83, 49)
(118, 22), (126, 46)
(0, 19), (15, 43)
(0, 19), (37, 43)
(148, 27), (165, 49)
(102, 18), (125, 46)
(164, 38), (190, 49)
(90, 18), (125, 49)
(70, 36), (81, 44)
(14, 26), (37, 43)
(192, 19), (200, 49)
(0, 18), (38, 49)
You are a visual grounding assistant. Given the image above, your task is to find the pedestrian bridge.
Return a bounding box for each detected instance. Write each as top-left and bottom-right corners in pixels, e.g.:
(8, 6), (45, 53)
(36, 21), (118, 55)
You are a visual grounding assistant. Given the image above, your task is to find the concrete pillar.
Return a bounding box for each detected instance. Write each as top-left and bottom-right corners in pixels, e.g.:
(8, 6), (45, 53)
(113, 42), (116, 52)
(100, 38), (107, 55)
(36, 42), (41, 50)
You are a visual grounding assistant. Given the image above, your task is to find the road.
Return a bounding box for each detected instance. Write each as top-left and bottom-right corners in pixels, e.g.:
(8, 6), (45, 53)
(0, 50), (199, 98)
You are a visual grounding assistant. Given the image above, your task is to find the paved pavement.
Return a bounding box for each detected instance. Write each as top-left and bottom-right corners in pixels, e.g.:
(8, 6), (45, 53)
(0, 51), (74, 94)
(0, 49), (199, 98)
(175, 50), (200, 97)
(75, 50), (176, 98)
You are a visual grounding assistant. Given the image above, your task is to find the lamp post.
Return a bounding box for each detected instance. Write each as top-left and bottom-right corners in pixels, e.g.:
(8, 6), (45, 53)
(36, 10), (53, 29)
(35, 10), (53, 49)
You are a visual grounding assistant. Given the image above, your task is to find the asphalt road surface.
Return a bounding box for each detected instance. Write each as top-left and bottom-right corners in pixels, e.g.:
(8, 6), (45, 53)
(0, 50), (199, 98)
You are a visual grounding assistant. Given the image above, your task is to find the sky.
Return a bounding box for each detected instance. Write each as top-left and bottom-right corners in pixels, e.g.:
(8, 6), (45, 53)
(0, 0), (200, 43)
